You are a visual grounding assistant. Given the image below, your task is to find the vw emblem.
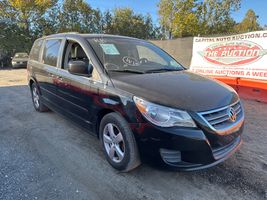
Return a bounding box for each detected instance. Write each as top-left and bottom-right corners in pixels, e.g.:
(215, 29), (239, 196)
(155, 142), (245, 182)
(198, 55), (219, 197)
(227, 107), (237, 122)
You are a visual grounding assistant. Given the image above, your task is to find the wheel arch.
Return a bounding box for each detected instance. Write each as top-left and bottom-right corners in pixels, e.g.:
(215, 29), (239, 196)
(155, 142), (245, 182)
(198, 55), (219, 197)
(29, 79), (34, 88)
(28, 76), (42, 95)
(95, 108), (120, 138)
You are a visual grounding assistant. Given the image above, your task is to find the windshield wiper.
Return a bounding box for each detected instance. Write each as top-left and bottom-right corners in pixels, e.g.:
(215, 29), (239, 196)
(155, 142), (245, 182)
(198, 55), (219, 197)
(144, 68), (183, 73)
(107, 68), (183, 74)
(107, 69), (145, 74)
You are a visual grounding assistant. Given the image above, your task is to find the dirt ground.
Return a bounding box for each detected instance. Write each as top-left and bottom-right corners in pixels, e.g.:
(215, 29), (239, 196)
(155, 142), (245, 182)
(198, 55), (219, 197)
(0, 68), (266, 200)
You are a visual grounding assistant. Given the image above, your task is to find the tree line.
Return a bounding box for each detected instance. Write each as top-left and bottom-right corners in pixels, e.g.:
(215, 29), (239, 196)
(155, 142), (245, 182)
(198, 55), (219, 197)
(158, 0), (262, 38)
(0, 0), (160, 54)
(0, 0), (264, 57)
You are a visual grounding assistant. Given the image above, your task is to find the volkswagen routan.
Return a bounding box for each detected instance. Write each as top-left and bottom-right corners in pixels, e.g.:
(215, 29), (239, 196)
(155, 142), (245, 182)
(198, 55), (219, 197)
(27, 33), (244, 171)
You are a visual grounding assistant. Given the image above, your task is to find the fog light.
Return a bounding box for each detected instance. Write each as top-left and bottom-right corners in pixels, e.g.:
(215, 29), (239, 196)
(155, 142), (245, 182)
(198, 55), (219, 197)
(160, 148), (181, 164)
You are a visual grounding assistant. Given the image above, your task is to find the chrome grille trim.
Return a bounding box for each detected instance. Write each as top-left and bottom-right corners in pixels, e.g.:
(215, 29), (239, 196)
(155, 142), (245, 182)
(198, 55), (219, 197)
(197, 101), (244, 135)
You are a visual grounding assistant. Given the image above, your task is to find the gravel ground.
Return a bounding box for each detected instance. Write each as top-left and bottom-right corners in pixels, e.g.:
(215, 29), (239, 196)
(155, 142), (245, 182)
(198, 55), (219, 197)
(0, 68), (266, 200)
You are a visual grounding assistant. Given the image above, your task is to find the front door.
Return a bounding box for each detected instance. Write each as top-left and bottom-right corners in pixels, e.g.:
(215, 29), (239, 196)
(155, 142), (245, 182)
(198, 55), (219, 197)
(55, 41), (103, 130)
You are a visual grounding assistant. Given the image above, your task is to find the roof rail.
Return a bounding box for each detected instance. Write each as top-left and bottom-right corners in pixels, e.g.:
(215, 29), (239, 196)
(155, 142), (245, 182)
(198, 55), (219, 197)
(63, 32), (80, 34)
(41, 32), (80, 38)
(52, 32), (80, 35)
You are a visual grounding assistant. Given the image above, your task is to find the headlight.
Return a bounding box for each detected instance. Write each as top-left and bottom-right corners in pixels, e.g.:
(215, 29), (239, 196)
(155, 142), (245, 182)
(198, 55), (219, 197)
(133, 96), (196, 127)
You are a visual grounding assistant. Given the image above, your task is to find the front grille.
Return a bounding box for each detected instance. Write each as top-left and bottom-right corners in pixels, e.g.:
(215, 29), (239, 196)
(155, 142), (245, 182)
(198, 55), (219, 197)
(198, 101), (244, 134)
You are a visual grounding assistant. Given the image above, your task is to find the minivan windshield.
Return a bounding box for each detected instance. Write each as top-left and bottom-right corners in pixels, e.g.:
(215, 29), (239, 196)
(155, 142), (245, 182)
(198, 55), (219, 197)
(87, 37), (184, 74)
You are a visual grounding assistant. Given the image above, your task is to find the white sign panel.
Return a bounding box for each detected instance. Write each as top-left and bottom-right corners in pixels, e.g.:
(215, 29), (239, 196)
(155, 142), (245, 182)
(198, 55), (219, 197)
(190, 31), (267, 80)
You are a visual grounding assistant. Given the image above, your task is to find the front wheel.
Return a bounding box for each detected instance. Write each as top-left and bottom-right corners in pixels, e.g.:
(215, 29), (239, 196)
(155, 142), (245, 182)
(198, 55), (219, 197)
(99, 112), (141, 172)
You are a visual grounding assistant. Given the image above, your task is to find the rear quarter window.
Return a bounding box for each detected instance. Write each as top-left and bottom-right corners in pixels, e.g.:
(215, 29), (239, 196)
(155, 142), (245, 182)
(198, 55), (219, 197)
(29, 40), (43, 61)
(43, 39), (62, 67)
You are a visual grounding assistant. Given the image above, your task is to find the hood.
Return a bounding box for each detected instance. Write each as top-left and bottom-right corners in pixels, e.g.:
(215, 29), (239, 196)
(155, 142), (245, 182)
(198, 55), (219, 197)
(111, 70), (238, 112)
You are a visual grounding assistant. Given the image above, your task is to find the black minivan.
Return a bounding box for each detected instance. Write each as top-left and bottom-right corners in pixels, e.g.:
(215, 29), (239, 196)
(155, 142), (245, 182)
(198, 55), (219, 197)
(27, 33), (244, 171)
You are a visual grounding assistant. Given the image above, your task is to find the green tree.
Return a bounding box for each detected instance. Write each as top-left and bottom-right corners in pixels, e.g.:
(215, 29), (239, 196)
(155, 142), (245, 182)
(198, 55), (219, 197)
(143, 14), (156, 39)
(107, 8), (156, 39)
(59, 0), (101, 33)
(0, 21), (28, 53)
(0, 0), (164, 57)
(33, 3), (61, 37)
(158, 0), (175, 38)
(0, 0), (57, 38)
(101, 10), (113, 34)
(0, 0), (58, 52)
(198, 0), (240, 34)
(158, 0), (202, 37)
(172, 0), (199, 37)
(158, 0), (241, 37)
(234, 9), (261, 33)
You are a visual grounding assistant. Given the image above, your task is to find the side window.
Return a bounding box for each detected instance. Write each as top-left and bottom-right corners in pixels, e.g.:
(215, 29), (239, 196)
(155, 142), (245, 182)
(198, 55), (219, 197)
(137, 45), (167, 66)
(63, 42), (101, 81)
(29, 40), (43, 61)
(43, 39), (61, 67)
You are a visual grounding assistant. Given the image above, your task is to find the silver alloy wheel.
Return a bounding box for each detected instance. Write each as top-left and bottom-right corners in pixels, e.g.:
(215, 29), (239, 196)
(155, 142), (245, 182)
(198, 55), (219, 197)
(103, 123), (125, 163)
(32, 87), (40, 108)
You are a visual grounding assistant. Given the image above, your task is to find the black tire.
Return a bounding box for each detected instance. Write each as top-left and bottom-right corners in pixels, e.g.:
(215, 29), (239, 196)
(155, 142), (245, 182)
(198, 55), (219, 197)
(31, 83), (49, 112)
(99, 112), (141, 172)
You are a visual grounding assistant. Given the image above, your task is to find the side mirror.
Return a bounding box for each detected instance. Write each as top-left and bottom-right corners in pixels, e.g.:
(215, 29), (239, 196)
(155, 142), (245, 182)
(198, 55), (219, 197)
(68, 60), (92, 77)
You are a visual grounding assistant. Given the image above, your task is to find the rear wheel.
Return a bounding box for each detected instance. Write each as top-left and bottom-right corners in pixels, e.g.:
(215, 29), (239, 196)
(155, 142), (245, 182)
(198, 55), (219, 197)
(31, 83), (49, 112)
(99, 112), (141, 172)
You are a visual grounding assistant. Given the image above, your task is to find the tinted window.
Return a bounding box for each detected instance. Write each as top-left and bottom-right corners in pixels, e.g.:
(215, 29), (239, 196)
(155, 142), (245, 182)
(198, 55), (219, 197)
(43, 39), (61, 66)
(29, 40), (43, 61)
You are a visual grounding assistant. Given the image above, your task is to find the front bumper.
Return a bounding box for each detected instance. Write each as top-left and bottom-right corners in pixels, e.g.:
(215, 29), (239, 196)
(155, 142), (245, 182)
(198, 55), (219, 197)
(12, 62), (27, 68)
(133, 122), (244, 171)
(160, 136), (242, 171)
